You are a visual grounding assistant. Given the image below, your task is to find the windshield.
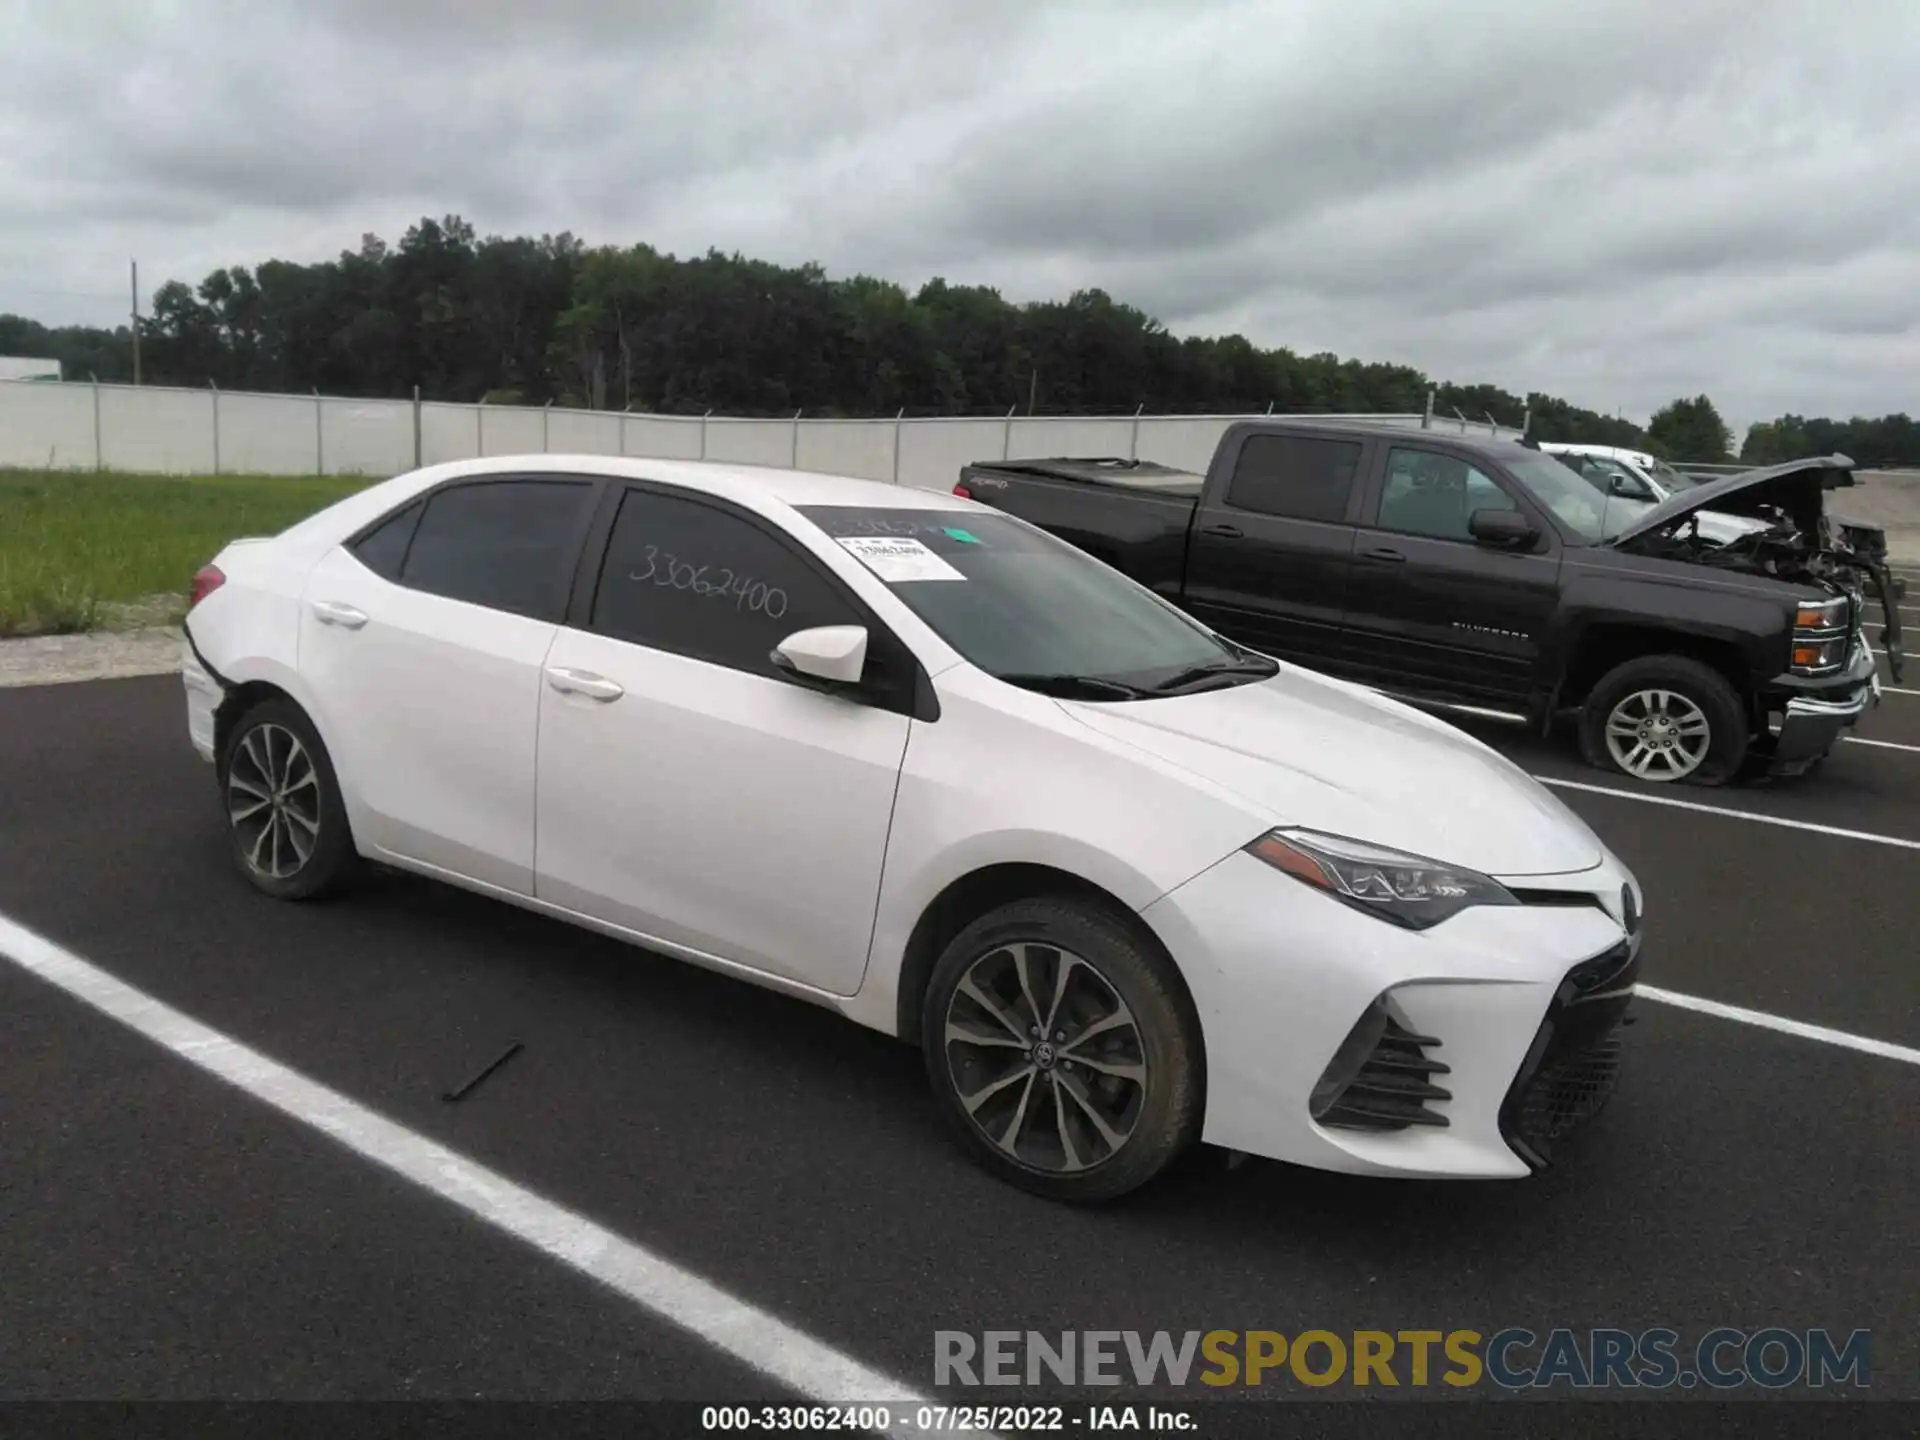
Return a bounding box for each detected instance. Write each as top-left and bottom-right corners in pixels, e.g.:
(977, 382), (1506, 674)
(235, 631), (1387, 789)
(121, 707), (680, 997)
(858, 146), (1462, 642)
(794, 505), (1273, 699)
(1502, 452), (1653, 543)
(1647, 458), (1706, 491)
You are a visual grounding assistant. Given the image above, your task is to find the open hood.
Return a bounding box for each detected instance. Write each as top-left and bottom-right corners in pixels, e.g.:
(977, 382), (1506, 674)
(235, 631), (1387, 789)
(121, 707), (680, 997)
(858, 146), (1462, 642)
(1604, 454), (1855, 548)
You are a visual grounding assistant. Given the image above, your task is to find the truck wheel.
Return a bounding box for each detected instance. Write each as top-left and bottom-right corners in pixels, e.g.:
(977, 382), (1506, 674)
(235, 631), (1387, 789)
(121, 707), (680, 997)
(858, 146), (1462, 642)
(1578, 655), (1748, 786)
(922, 897), (1204, 1204)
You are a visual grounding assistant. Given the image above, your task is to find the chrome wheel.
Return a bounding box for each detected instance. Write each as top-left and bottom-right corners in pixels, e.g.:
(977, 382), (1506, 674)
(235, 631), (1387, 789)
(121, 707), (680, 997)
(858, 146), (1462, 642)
(942, 942), (1148, 1174)
(226, 722), (322, 880)
(1603, 688), (1712, 780)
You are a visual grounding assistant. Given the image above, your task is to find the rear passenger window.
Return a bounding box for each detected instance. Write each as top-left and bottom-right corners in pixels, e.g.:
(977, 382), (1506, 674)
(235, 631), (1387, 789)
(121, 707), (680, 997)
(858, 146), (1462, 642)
(1224, 435), (1363, 523)
(349, 499), (422, 581)
(398, 480), (594, 622)
(589, 487), (860, 677)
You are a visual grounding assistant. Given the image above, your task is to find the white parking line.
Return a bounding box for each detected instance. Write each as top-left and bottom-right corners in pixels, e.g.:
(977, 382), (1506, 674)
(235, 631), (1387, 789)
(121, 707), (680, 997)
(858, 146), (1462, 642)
(1637, 986), (1920, 1066)
(0, 911), (959, 1438)
(1845, 736), (1920, 753)
(1534, 775), (1920, 851)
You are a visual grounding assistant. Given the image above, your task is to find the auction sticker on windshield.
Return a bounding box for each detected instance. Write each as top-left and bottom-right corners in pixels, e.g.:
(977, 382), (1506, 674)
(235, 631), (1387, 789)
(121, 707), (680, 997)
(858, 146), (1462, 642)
(837, 536), (967, 582)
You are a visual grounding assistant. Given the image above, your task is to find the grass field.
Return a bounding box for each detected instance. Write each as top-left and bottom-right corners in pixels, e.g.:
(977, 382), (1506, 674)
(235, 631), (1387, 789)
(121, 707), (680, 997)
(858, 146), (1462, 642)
(0, 469), (374, 636)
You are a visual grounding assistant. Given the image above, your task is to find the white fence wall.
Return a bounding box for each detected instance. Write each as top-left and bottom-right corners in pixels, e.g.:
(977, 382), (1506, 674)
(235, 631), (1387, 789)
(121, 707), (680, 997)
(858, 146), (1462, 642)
(0, 378), (1527, 491)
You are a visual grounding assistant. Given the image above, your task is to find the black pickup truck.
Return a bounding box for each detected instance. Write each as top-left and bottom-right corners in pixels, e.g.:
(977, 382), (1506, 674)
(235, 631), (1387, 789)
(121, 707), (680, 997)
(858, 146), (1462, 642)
(954, 419), (1904, 785)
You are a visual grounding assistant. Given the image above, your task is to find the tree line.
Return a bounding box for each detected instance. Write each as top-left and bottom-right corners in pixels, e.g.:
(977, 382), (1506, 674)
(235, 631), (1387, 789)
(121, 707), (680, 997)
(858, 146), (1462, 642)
(1, 215), (1911, 467)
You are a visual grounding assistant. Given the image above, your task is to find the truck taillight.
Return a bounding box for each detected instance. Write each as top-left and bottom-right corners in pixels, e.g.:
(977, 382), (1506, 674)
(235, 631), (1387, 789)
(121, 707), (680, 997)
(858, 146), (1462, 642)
(190, 565), (226, 609)
(952, 483), (973, 499)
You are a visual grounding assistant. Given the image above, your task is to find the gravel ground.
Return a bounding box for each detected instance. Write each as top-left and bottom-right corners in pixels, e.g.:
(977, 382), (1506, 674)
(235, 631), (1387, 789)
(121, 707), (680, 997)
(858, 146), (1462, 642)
(0, 626), (183, 690)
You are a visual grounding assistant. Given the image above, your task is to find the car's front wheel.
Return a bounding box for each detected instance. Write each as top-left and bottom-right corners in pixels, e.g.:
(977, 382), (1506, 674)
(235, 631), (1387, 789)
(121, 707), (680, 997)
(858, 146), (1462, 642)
(1577, 654), (1748, 786)
(922, 897), (1204, 1203)
(218, 697), (358, 900)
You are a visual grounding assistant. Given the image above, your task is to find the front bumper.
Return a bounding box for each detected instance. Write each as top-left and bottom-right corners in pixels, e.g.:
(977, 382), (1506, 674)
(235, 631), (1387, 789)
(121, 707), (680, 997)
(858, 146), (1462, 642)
(1142, 848), (1641, 1179)
(1763, 645), (1879, 776)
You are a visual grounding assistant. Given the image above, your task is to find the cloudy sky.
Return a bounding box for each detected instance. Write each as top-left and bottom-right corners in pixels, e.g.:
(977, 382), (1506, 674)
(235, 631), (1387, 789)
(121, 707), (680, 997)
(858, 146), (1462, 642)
(2, 0), (1917, 432)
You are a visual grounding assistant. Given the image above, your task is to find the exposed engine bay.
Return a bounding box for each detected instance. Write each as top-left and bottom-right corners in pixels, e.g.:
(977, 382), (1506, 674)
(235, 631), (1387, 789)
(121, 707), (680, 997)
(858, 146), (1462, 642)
(1622, 507), (1905, 682)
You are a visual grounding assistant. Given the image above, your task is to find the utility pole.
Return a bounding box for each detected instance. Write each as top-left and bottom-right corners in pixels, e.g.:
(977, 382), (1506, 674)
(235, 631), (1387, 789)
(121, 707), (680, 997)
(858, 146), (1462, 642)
(1027, 368), (1038, 416)
(130, 260), (142, 386)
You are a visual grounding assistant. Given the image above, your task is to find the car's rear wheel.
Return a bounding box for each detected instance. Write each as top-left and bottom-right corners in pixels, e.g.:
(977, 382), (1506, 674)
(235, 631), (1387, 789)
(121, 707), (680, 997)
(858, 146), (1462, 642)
(1577, 655), (1748, 786)
(922, 897), (1203, 1203)
(219, 697), (358, 900)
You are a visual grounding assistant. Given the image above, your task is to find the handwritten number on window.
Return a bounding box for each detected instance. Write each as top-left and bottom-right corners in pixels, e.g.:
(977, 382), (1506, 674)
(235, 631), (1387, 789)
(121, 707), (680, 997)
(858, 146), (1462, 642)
(629, 545), (787, 618)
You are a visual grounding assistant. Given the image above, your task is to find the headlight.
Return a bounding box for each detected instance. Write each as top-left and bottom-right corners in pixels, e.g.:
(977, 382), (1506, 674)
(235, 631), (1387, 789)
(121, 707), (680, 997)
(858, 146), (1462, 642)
(1245, 828), (1517, 931)
(1793, 597), (1847, 631)
(1790, 595), (1851, 674)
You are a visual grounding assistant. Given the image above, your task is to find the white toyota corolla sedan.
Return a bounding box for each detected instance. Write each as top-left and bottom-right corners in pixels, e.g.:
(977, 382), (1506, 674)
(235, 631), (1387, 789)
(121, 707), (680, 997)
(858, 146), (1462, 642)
(181, 455), (1643, 1202)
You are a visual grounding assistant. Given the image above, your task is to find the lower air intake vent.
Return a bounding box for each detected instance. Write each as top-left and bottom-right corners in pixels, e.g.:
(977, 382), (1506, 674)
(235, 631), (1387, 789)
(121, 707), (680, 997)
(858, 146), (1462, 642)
(1503, 1036), (1624, 1165)
(1311, 1001), (1451, 1131)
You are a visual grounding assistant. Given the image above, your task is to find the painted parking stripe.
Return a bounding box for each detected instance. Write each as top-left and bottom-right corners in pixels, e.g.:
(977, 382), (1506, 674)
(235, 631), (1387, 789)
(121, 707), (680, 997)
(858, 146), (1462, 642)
(1637, 986), (1920, 1066)
(1534, 775), (1920, 852)
(0, 910), (972, 1440)
(1844, 736), (1920, 753)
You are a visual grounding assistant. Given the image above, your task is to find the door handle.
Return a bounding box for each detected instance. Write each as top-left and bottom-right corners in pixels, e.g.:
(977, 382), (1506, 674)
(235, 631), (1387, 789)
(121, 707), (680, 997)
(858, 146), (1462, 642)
(546, 667), (624, 702)
(311, 599), (368, 629)
(1359, 547), (1406, 564)
(1200, 523), (1244, 539)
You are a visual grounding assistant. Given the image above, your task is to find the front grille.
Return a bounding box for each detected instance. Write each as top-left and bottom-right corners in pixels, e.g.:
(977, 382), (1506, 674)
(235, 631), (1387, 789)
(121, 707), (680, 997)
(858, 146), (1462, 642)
(1499, 939), (1638, 1169)
(1312, 1002), (1451, 1132)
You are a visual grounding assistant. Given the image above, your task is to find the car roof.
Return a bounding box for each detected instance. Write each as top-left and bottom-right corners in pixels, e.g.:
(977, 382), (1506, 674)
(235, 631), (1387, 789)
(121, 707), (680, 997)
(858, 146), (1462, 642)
(1540, 443), (1652, 463)
(407, 453), (975, 512)
(1240, 418), (1533, 462)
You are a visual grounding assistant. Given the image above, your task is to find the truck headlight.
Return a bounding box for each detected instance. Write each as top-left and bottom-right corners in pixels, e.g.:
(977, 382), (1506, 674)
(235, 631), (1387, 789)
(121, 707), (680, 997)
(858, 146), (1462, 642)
(1790, 596), (1851, 674)
(1246, 828), (1517, 930)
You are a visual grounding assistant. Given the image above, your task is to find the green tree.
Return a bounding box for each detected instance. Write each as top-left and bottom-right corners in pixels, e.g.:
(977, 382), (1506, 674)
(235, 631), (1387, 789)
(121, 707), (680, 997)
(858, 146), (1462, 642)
(1647, 395), (1733, 462)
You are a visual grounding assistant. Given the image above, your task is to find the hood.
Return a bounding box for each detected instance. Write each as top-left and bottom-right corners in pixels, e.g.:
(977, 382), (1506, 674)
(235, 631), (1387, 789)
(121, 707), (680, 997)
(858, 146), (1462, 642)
(1605, 454), (1855, 548)
(1059, 668), (1605, 877)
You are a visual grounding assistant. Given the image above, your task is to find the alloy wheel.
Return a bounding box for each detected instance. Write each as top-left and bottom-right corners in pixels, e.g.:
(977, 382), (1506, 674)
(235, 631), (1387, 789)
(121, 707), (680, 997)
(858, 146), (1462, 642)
(1603, 688), (1712, 780)
(942, 942), (1149, 1174)
(227, 722), (323, 880)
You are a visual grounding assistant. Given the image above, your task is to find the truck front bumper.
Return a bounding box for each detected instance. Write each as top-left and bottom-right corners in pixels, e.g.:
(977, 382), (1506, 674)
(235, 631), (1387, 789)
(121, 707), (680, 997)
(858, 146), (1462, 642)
(1764, 648), (1880, 776)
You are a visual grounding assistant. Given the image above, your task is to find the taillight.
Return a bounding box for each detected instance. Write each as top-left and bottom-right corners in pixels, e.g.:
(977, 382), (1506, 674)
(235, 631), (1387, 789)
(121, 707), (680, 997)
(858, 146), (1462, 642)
(952, 482), (973, 499)
(190, 565), (226, 609)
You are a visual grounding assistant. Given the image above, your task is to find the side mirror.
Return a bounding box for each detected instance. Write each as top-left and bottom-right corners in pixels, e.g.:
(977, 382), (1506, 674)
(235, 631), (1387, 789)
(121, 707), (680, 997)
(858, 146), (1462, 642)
(1608, 475), (1651, 500)
(771, 624), (868, 686)
(1469, 509), (1537, 548)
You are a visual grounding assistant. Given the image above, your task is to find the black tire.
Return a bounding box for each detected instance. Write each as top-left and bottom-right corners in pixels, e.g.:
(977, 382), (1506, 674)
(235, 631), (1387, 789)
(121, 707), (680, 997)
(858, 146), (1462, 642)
(217, 696), (360, 900)
(921, 896), (1204, 1203)
(1577, 654), (1748, 786)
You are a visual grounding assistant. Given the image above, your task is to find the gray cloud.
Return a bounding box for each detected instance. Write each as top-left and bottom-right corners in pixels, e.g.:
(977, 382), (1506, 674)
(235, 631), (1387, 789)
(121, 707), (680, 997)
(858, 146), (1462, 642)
(2, 0), (1917, 433)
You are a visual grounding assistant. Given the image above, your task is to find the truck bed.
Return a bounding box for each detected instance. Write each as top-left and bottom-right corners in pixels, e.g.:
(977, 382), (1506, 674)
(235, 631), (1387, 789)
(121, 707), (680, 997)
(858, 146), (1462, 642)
(953, 458), (1201, 592)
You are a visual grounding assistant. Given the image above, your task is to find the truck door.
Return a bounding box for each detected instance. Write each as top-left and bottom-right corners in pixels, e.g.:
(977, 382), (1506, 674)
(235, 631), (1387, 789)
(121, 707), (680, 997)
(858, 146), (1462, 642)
(1181, 430), (1366, 668)
(1340, 443), (1562, 706)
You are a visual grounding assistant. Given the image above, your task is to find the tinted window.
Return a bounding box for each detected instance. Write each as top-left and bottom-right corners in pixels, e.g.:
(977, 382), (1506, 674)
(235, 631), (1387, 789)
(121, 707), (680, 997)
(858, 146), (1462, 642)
(794, 505), (1248, 691)
(590, 488), (860, 676)
(1376, 449), (1519, 542)
(349, 499), (422, 580)
(398, 480), (593, 621)
(1223, 434), (1363, 523)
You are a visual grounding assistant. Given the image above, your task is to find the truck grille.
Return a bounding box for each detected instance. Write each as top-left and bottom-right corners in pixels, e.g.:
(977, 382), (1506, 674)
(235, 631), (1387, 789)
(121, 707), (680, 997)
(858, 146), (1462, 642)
(1311, 1002), (1451, 1132)
(1499, 940), (1638, 1168)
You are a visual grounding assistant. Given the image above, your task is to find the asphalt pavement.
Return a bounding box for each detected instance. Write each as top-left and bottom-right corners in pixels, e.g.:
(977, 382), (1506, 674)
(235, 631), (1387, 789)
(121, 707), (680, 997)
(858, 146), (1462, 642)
(1, 650), (1916, 1420)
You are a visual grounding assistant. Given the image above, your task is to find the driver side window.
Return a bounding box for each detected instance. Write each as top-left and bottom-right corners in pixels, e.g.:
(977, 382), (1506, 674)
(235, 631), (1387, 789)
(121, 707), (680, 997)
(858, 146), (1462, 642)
(1376, 448), (1518, 543)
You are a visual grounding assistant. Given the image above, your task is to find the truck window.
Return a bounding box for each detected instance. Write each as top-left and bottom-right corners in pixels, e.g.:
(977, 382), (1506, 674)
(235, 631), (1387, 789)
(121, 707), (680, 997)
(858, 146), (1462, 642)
(1223, 435), (1362, 524)
(1375, 448), (1519, 543)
